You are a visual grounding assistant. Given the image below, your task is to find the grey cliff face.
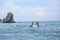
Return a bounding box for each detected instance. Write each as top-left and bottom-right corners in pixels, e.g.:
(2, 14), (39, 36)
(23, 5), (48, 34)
(0, 12), (15, 23)
(0, 19), (3, 23)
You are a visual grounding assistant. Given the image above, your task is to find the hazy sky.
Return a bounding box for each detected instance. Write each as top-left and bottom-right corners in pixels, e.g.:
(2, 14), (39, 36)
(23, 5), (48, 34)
(0, 0), (60, 21)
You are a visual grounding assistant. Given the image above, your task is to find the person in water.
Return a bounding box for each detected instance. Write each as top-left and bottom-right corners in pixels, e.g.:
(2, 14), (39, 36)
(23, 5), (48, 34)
(30, 21), (40, 27)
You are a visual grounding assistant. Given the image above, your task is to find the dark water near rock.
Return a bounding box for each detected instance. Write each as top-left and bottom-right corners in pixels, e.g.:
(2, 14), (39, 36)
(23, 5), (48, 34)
(0, 21), (60, 40)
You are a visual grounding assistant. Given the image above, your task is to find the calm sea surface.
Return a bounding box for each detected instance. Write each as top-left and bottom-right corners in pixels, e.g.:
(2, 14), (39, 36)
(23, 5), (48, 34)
(0, 21), (60, 40)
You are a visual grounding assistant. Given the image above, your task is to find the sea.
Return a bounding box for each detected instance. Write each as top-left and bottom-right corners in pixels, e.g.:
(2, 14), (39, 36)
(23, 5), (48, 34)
(0, 21), (60, 40)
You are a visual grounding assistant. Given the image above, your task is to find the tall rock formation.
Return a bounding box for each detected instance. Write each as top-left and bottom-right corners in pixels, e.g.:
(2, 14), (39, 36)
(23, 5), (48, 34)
(0, 12), (15, 23)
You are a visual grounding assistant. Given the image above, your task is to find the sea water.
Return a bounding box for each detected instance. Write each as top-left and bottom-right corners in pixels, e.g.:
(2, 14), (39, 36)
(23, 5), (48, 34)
(0, 21), (60, 40)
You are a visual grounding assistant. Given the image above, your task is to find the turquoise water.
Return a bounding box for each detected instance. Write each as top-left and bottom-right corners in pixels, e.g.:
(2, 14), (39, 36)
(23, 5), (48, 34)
(0, 21), (60, 40)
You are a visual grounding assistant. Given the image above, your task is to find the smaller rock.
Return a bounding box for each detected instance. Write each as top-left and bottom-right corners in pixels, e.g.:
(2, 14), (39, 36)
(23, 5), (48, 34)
(30, 21), (40, 27)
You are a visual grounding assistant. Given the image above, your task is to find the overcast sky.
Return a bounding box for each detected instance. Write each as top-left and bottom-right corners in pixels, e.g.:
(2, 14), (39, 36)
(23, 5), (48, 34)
(0, 0), (60, 21)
